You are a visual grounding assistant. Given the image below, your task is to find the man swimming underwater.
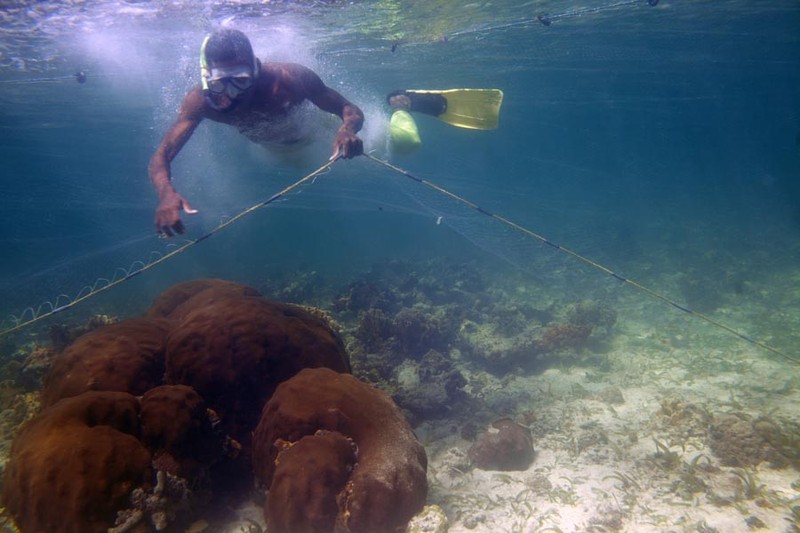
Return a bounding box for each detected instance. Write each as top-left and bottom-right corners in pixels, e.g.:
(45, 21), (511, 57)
(148, 28), (364, 237)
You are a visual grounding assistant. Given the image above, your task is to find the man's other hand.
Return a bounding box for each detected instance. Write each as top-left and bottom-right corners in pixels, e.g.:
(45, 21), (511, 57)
(332, 130), (364, 160)
(155, 191), (198, 237)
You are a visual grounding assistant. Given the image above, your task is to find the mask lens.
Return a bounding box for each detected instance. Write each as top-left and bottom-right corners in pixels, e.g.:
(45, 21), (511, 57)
(207, 78), (226, 94)
(206, 66), (253, 101)
(225, 82), (244, 99)
(230, 76), (253, 90)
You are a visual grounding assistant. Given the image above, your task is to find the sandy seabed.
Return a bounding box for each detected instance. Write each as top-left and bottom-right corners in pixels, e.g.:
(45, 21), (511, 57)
(416, 299), (800, 533)
(1, 256), (798, 533)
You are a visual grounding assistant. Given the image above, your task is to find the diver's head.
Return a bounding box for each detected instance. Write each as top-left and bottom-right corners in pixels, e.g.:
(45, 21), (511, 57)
(200, 29), (260, 112)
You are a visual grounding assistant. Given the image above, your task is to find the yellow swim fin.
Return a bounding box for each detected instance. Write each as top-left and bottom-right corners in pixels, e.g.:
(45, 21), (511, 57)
(405, 89), (504, 130)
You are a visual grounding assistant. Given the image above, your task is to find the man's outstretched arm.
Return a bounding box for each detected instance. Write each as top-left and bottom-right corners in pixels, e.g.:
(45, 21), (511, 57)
(298, 67), (364, 159)
(148, 89), (204, 236)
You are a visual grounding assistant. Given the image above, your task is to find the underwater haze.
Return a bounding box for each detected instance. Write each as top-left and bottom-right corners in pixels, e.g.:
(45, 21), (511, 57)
(1, 1), (800, 531)
(1, 0), (799, 337)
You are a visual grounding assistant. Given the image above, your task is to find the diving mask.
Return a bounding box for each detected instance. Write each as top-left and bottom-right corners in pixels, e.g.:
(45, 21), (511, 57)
(206, 65), (254, 99)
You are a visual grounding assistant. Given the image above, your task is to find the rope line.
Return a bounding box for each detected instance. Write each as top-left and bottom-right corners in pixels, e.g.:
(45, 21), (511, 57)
(0, 158), (337, 337)
(3, 152), (796, 368)
(363, 153), (799, 366)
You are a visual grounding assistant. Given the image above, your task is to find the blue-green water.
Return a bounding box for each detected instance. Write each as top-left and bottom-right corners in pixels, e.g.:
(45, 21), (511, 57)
(3, 3), (800, 532)
(0, 0), (798, 353)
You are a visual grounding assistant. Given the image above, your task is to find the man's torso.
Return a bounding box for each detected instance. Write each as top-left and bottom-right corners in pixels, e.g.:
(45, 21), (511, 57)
(202, 62), (322, 145)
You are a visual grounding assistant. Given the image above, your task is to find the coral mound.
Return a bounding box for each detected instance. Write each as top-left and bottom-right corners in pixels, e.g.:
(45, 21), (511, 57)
(146, 278), (263, 322)
(40, 317), (171, 407)
(140, 384), (224, 477)
(1, 391), (152, 533)
(268, 430), (358, 533)
(165, 295), (351, 442)
(710, 413), (800, 468)
(2, 279), (424, 533)
(252, 367), (428, 533)
(468, 417), (535, 471)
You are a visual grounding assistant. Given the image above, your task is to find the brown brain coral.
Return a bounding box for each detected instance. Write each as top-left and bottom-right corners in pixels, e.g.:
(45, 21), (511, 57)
(146, 278), (263, 322)
(3, 279), (422, 533)
(252, 367), (428, 533)
(1, 391), (152, 533)
(165, 295), (351, 442)
(268, 430), (358, 533)
(140, 384), (226, 478)
(468, 417), (535, 471)
(39, 317), (171, 408)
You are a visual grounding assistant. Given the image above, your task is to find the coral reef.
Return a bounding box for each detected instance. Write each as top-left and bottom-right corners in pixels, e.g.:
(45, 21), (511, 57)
(1, 391), (152, 533)
(651, 398), (711, 442)
(406, 505), (448, 533)
(538, 323), (593, 353)
(709, 413), (800, 469)
(468, 417), (535, 471)
(565, 299), (617, 334)
(0, 388), (38, 455)
(0, 314), (121, 396)
(146, 278), (262, 322)
(111, 469), (192, 533)
(456, 319), (597, 375)
(354, 305), (457, 362)
(267, 430), (357, 533)
(16, 344), (56, 391)
(355, 307), (395, 354)
(252, 367), (428, 533)
(392, 306), (456, 357)
(164, 293), (351, 443)
(1, 279), (379, 533)
(456, 319), (540, 372)
(258, 269), (330, 306)
(3, 263), (628, 532)
(336, 259), (615, 384)
(334, 279), (398, 315)
(391, 349), (468, 422)
(140, 384), (226, 479)
(47, 314), (118, 351)
(333, 258), (483, 317)
(40, 317), (172, 407)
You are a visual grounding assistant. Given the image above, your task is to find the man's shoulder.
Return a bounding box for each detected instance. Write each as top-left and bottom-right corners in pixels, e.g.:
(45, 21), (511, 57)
(261, 62), (320, 82)
(262, 61), (312, 71)
(179, 86), (207, 119)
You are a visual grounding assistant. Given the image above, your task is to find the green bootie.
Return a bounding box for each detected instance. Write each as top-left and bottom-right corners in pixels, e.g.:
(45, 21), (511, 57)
(389, 109), (422, 154)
